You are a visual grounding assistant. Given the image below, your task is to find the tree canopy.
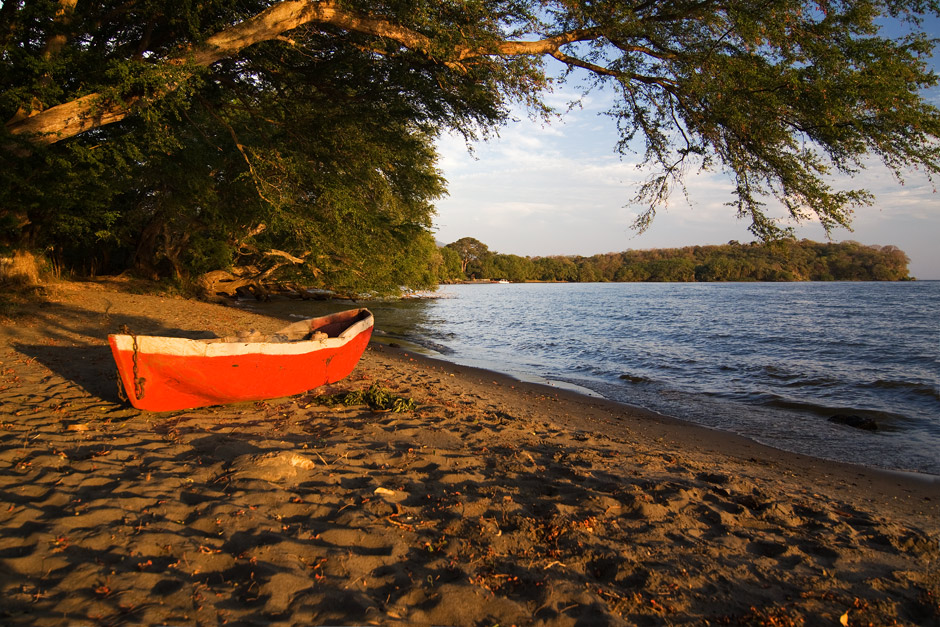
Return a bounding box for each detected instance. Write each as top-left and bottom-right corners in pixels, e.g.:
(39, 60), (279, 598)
(2, 0), (938, 292)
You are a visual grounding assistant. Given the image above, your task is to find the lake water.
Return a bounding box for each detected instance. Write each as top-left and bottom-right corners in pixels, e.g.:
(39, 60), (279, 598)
(247, 282), (940, 476)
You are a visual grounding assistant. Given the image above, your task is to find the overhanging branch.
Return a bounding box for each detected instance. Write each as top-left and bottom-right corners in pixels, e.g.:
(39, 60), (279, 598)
(4, 1), (647, 146)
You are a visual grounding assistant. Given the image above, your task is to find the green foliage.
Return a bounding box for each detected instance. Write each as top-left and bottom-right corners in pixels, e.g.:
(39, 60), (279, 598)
(445, 237), (491, 277)
(600, 0), (940, 240)
(437, 245), (464, 283)
(0, 0), (477, 292)
(492, 253), (534, 282)
(1, 0), (937, 293)
(444, 238), (913, 282)
(317, 383), (417, 413)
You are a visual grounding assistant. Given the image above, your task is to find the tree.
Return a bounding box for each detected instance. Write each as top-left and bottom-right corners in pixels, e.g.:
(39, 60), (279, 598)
(492, 253), (535, 282)
(2, 0), (938, 289)
(436, 245), (464, 283)
(533, 256), (579, 282)
(2, 1), (461, 293)
(445, 237), (490, 275)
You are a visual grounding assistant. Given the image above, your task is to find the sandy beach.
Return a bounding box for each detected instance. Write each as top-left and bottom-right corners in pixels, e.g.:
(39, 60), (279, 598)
(1, 281), (937, 626)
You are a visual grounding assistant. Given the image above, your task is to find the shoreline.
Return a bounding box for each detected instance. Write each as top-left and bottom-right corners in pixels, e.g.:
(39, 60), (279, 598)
(250, 296), (940, 489)
(378, 345), (940, 515)
(384, 344), (940, 486)
(1, 281), (937, 625)
(311, 280), (940, 478)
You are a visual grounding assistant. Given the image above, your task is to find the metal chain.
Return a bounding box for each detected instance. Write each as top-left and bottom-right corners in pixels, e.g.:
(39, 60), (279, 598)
(116, 371), (127, 402)
(119, 324), (146, 400)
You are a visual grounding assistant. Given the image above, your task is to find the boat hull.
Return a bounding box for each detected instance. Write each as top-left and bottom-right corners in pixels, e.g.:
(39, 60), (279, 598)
(109, 309), (373, 412)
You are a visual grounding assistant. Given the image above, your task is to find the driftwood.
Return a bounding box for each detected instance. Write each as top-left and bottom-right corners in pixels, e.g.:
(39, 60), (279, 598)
(198, 268), (267, 301)
(197, 249), (313, 302)
(198, 245), (311, 301)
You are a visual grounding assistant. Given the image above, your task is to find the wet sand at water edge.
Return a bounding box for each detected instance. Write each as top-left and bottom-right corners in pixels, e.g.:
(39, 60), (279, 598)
(0, 281), (937, 626)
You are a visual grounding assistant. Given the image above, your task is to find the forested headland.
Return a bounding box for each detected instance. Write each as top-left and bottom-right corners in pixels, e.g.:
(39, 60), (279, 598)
(438, 238), (913, 284)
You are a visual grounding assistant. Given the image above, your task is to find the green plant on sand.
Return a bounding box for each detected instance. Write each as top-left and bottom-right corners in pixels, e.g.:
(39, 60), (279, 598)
(318, 383), (416, 413)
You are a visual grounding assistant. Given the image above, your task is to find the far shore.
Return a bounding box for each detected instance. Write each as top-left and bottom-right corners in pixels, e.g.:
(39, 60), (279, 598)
(1, 280), (937, 626)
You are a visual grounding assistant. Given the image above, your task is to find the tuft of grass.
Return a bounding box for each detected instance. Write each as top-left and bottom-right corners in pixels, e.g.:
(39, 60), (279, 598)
(318, 383), (416, 413)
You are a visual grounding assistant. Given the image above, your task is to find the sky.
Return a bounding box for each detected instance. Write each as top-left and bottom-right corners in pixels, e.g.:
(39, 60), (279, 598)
(431, 23), (940, 280)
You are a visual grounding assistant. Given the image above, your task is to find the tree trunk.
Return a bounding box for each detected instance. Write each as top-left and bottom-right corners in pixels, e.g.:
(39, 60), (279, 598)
(132, 216), (167, 280)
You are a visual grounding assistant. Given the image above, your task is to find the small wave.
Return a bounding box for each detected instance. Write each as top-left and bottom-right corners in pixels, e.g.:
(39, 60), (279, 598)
(619, 373), (653, 384)
(517, 341), (561, 353)
(761, 364), (789, 377)
(756, 364), (840, 386)
(567, 363), (599, 376)
(744, 394), (911, 430)
(754, 393), (833, 413)
(394, 335), (455, 355)
(780, 376), (840, 388)
(869, 379), (939, 400)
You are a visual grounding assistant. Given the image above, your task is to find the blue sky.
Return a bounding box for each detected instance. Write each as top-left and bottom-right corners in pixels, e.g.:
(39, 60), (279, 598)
(431, 21), (940, 280)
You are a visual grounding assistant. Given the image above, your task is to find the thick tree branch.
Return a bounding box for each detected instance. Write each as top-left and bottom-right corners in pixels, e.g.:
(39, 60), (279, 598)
(3, 1), (621, 145)
(481, 28), (600, 58)
(6, 93), (141, 144)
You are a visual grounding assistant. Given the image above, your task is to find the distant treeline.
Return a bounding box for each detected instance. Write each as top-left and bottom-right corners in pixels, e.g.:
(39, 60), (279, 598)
(437, 238), (912, 283)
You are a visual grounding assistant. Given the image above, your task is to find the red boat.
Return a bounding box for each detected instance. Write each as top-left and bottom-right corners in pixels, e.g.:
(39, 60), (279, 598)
(109, 308), (373, 412)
